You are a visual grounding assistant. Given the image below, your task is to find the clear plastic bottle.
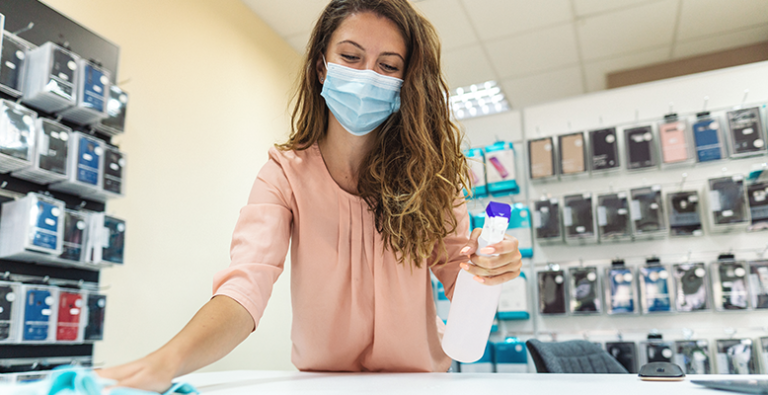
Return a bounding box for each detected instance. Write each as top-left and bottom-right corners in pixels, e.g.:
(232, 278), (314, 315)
(441, 202), (511, 363)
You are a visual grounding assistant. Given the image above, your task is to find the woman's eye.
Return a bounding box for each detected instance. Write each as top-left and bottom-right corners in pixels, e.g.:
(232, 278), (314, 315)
(341, 54), (359, 61)
(381, 63), (398, 72)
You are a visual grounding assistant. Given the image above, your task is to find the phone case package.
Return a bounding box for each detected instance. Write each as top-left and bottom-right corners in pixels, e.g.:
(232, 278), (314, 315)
(630, 186), (667, 239)
(91, 145), (126, 201)
(84, 212), (126, 266)
(716, 339), (758, 374)
(464, 148), (487, 198)
(749, 260), (768, 309)
(22, 42), (80, 112)
(596, 192), (631, 242)
(761, 337), (768, 372)
(19, 284), (58, 343)
(707, 175), (750, 232)
(667, 191), (703, 237)
(641, 338), (675, 365)
(568, 266), (601, 314)
(589, 128), (620, 172)
(674, 340), (711, 374)
(507, 203), (532, 258)
(623, 125), (657, 170)
(658, 114), (693, 166)
(605, 261), (637, 314)
(638, 259), (673, 313)
(528, 137), (556, 180)
(55, 289), (84, 342)
(672, 262), (710, 312)
(49, 131), (104, 197)
(497, 272), (529, 320)
(692, 112), (725, 162)
(493, 338), (528, 373)
(538, 269), (566, 315)
(558, 132), (587, 177)
(0, 32), (32, 97)
(56, 209), (90, 266)
(0, 100), (36, 173)
(606, 341), (638, 373)
(563, 193), (596, 244)
(533, 198), (562, 244)
(726, 107), (766, 158)
(0, 192), (65, 262)
(59, 59), (110, 125)
(93, 85), (128, 135)
(484, 141), (519, 196)
(711, 257), (750, 311)
(747, 180), (768, 231)
(0, 281), (22, 344)
(12, 118), (71, 184)
(83, 291), (106, 341)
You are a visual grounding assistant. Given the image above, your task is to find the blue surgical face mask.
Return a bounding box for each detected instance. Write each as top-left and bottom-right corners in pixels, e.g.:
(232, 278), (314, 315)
(320, 58), (403, 136)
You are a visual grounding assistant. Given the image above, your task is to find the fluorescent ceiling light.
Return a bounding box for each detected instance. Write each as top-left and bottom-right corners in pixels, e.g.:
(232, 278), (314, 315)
(450, 80), (509, 120)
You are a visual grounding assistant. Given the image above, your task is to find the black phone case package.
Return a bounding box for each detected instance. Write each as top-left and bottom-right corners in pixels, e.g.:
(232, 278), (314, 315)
(711, 259), (750, 311)
(0, 99), (36, 173)
(623, 125), (657, 170)
(672, 263), (710, 312)
(604, 263), (637, 315)
(606, 341), (638, 373)
(93, 85), (128, 136)
(568, 266), (601, 314)
(747, 181), (768, 231)
(630, 186), (667, 239)
(533, 198), (561, 244)
(563, 193), (596, 244)
(726, 107), (766, 158)
(641, 340), (675, 365)
(538, 270), (566, 315)
(707, 176), (750, 232)
(748, 260), (768, 309)
(716, 339), (757, 374)
(22, 42), (80, 112)
(83, 291), (106, 341)
(57, 209), (90, 265)
(12, 118), (71, 185)
(674, 340), (711, 374)
(84, 212), (126, 266)
(761, 337), (768, 371)
(90, 145), (126, 201)
(589, 128), (620, 172)
(596, 192), (631, 242)
(0, 281), (22, 344)
(667, 191), (703, 237)
(0, 31), (32, 97)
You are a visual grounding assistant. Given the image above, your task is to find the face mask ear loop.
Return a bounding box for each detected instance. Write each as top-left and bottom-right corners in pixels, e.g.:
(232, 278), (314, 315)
(320, 54), (328, 83)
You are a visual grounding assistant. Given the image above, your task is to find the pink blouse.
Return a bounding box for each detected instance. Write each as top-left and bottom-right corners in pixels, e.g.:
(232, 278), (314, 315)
(212, 144), (469, 372)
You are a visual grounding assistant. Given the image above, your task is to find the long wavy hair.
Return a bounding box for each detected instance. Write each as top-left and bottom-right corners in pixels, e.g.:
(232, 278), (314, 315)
(278, 0), (469, 267)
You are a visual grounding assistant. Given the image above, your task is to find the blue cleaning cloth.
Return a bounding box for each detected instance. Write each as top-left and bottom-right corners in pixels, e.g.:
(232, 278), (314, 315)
(7, 367), (198, 395)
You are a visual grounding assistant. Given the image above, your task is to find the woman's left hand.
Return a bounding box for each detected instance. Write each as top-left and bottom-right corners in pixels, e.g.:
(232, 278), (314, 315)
(458, 228), (523, 286)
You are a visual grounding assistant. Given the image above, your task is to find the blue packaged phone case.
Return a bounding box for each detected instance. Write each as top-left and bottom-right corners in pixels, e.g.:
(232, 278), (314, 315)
(606, 266), (635, 314)
(692, 113), (723, 162)
(640, 263), (672, 313)
(76, 135), (101, 186)
(23, 288), (54, 341)
(82, 63), (107, 112)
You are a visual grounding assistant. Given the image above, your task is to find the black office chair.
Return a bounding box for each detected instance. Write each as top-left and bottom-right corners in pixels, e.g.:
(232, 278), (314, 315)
(526, 339), (629, 373)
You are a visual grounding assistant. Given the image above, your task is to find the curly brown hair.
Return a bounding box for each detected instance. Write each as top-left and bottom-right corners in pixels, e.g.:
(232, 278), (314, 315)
(278, 0), (469, 267)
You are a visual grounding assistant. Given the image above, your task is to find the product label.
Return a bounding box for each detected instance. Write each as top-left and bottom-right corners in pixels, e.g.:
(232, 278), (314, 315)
(485, 149), (516, 183)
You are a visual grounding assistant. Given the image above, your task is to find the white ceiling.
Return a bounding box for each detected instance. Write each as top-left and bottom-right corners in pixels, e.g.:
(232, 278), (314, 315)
(242, 0), (768, 109)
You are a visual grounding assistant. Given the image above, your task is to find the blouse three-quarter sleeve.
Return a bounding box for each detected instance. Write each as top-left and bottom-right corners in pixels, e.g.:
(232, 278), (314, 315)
(212, 150), (294, 331)
(429, 201), (471, 301)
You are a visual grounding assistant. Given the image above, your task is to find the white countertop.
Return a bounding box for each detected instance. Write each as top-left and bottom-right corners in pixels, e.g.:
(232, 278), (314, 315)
(179, 370), (768, 395)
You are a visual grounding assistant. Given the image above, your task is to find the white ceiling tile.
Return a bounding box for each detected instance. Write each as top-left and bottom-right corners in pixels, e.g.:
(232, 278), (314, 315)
(577, 0), (678, 61)
(501, 66), (584, 108)
(461, 0), (572, 41)
(442, 46), (498, 89)
(572, 0), (662, 17)
(677, 0), (768, 41)
(673, 24), (768, 58)
(240, 0), (327, 37)
(285, 31), (312, 54)
(415, 0), (479, 51)
(485, 24), (579, 79)
(583, 47), (671, 92)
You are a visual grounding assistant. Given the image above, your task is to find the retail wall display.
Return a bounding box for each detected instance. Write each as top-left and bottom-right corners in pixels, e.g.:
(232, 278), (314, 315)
(55, 289), (83, 342)
(20, 284), (57, 343)
(464, 148), (487, 198)
(658, 114), (693, 165)
(711, 256), (750, 311)
(672, 262), (710, 312)
(589, 128), (620, 172)
(716, 338), (758, 374)
(49, 131), (103, 196)
(623, 125), (657, 170)
(0, 31), (31, 97)
(726, 107), (766, 158)
(0, 193), (65, 261)
(558, 132), (587, 176)
(674, 340), (711, 374)
(605, 260), (637, 315)
(497, 273), (529, 320)
(0, 281), (21, 343)
(532, 198), (561, 244)
(12, 118), (71, 184)
(22, 42), (79, 112)
(538, 268), (566, 315)
(692, 112), (725, 163)
(93, 85), (128, 136)
(707, 175), (749, 232)
(666, 191), (703, 237)
(563, 193), (596, 244)
(606, 341), (638, 373)
(638, 258), (672, 313)
(528, 137), (555, 180)
(568, 266), (601, 314)
(0, 99), (36, 173)
(746, 171), (768, 231)
(483, 141), (519, 196)
(629, 186), (667, 239)
(596, 192), (631, 242)
(59, 59), (110, 125)
(749, 260), (768, 309)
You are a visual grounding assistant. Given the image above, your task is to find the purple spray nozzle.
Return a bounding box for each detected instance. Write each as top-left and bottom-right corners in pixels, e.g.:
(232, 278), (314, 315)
(486, 201), (512, 220)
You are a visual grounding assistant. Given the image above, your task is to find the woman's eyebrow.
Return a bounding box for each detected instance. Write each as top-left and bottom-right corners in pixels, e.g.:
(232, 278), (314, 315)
(338, 40), (405, 62)
(338, 40), (365, 50)
(380, 52), (405, 62)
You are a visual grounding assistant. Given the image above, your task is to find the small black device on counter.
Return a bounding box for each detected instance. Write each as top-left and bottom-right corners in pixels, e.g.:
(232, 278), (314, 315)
(638, 362), (685, 381)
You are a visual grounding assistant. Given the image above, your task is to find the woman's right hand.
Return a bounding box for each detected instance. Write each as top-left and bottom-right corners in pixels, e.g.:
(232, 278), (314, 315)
(96, 353), (177, 393)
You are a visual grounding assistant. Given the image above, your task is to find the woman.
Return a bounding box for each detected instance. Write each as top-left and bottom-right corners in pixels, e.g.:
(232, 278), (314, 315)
(100, 0), (522, 390)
